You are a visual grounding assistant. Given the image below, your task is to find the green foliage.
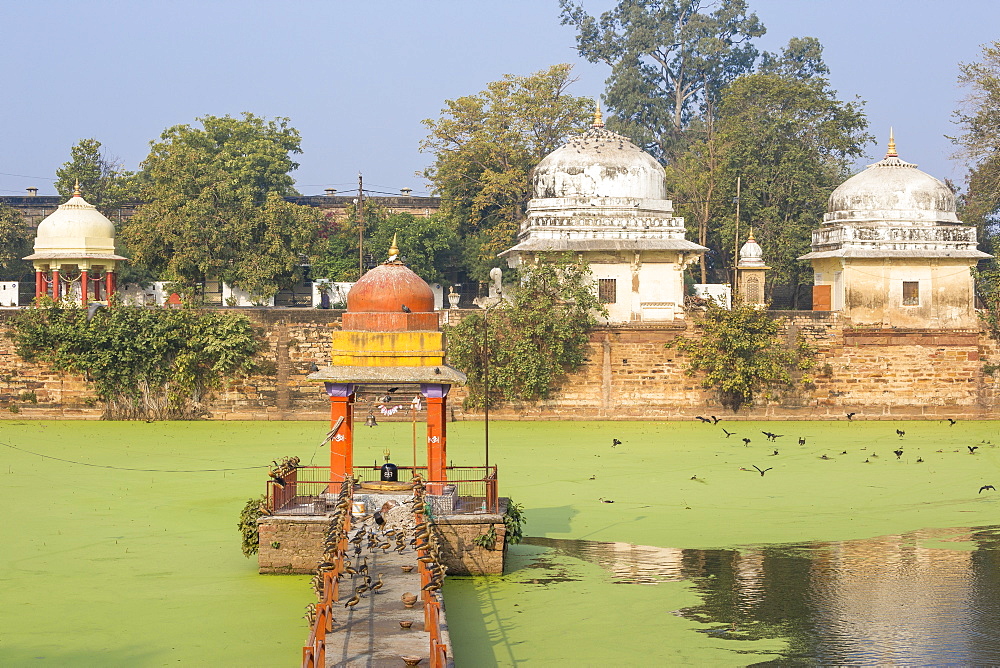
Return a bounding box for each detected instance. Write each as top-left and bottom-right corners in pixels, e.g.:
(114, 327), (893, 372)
(953, 41), (1000, 253)
(559, 0), (764, 160)
(311, 202), (459, 284)
(667, 301), (815, 411)
(54, 138), (138, 214)
(472, 525), (498, 550)
(121, 113), (321, 299)
(238, 495), (269, 558)
(446, 257), (606, 407)
(10, 303), (262, 419)
(0, 203), (33, 281)
(503, 500), (526, 546)
(420, 64), (593, 278)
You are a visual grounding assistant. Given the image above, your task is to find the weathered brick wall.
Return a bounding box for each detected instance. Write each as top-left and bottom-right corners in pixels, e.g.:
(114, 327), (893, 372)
(1, 308), (998, 421)
(432, 514), (508, 576)
(257, 516), (331, 574)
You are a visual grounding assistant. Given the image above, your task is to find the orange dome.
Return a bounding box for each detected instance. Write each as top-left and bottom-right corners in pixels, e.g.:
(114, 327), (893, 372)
(346, 261), (434, 313)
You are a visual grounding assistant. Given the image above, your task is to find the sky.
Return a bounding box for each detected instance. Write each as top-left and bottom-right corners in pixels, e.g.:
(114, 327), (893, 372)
(1, 0), (998, 199)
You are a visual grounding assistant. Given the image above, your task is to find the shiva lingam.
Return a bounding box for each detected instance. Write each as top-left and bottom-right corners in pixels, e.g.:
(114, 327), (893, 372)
(360, 448), (414, 492)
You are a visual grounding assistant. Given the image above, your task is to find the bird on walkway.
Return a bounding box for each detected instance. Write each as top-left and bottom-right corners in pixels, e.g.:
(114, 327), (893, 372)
(752, 465), (772, 477)
(372, 574), (385, 593)
(695, 416), (711, 423)
(401, 304), (412, 313)
(894, 449), (904, 459)
(742, 438), (752, 447)
(344, 593), (361, 608)
(612, 438), (622, 447)
(846, 412), (856, 421)
(947, 418), (957, 426)
(969, 445), (979, 454)
(980, 485), (996, 493)
(722, 428), (734, 438)
(896, 429), (905, 438)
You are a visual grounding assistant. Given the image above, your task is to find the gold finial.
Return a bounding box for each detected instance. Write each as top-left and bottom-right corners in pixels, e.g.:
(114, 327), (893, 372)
(886, 127), (898, 158)
(73, 180), (81, 197)
(747, 227), (755, 241)
(592, 101), (604, 129)
(388, 233), (399, 259)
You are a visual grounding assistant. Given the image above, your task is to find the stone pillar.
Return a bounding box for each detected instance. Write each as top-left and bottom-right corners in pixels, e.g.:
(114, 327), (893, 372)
(325, 383), (355, 482)
(421, 384), (449, 483)
(80, 269), (89, 306)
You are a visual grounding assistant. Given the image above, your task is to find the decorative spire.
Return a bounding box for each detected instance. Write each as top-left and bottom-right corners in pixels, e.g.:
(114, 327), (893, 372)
(886, 127), (898, 158)
(747, 226), (755, 241)
(73, 180), (81, 197)
(387, 233), (399, 262)
(592, 101), (604, 129)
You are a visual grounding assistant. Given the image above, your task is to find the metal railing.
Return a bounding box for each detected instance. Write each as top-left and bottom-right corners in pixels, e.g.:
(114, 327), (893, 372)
(268, 466), (499, 516)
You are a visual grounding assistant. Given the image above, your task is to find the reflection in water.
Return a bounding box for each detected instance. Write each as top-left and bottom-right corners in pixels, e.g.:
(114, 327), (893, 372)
(523, 526), (1000, 665)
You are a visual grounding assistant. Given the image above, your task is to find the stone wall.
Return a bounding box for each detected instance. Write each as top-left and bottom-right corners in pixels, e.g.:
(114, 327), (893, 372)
(431, 513), (508, 576)
(0, 308), (997, 421)
(257, 516), (331, 574)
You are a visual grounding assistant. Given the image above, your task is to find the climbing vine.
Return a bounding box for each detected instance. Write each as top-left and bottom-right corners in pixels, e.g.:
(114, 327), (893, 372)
(668, 300), (815, 411)
(446, 257), (606, 408)
(503, 500), (526, 545)
(9, 302), (262, 419)
(238, 494), (270, 558)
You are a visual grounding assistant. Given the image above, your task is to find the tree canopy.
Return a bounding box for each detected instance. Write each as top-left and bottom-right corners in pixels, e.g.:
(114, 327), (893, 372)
(560, 0), (764, 160)
(420, 64), (593, 279)
(120, 113), (321, 299)
(54, 138), (138, 215)
(0, 204), (32, 281)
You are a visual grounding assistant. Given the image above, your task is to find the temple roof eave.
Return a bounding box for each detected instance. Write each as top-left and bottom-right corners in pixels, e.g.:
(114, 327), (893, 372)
(23, 252), (128, 261)
(499, 238), (708, 258)
(307, 364), (467, 385)
(798, 248), (992, 260)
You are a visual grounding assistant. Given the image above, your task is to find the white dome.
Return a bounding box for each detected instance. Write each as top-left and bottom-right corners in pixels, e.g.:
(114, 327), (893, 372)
(33, 192), (117, 255)
(738, 234), (766, 267)
(825, 151), (958, 225)
(533, 126), (667, 200)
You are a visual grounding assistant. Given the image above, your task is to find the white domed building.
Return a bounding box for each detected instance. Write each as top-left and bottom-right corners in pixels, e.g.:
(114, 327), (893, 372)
(799, 135), (991, 328)
(499, 111), (707, 324)
(23, 187), (126, 305)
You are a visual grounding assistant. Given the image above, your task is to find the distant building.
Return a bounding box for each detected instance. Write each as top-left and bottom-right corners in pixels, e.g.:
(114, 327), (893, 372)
(800, 134), (990, 328)
(499, 109), (707, 324)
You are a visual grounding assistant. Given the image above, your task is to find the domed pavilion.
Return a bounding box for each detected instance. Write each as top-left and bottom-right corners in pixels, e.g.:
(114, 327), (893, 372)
(308, 237), (466, 484)
(499, 108), (707, 323)
(23, 186), (126, 305)
(799, 133), (991, 328)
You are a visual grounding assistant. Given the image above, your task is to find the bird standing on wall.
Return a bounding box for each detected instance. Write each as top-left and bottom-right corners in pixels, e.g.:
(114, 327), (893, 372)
(401, 304), (412, 313)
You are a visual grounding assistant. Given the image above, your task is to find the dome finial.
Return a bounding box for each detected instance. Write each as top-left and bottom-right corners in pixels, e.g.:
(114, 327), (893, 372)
(886, 127), (898, 158)
(747, 226), (755, 241)
(73, 180), (81, 197)
(387, 233), (399, 262)
(592, 101), (604, 129)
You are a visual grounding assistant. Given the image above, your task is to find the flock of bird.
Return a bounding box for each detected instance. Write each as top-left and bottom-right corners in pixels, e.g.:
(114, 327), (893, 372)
(303, 475), (448, 628)
(267, 456), (300, 488)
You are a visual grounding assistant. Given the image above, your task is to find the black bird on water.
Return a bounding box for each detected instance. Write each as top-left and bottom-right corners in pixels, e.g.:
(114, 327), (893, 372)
(695, 416), (711, 423)
(752, 465), (772, 477)
(742, 438), (752, 447)
(798, 437), (806, 446)
(947, 418), (957, 426)
(710, 416), (721, 424)
(894, 449), (904, 459)
(846, 412), (856, 421)
(896, 429), (905, 438)
(969, 445), (979, 454)
(980, 485), (996, 493)
(599, 497), (615, 503)
(722, 428), (734, 438)
(762, 431), (784, 442)
(612, 438), (622, 447)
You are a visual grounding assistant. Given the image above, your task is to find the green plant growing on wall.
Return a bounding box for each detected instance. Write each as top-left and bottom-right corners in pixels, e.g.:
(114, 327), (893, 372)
(238, 495), (270, 558)
(667, 300), (815, 411)
(472, 525), (498, 550)
(503, 500), (526, 545)
(10, 302), (262, 420)
(446, 256), (606, 408)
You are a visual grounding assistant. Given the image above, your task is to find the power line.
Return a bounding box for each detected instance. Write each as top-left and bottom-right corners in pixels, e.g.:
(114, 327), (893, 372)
(0, 440), (270, 473)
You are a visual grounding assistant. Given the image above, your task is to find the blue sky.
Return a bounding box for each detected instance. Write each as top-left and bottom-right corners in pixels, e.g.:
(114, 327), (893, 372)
(1, 0), (997, 198)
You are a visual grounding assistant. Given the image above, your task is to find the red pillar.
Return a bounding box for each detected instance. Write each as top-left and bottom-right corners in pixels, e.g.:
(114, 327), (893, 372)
(422, 384), (450, 484)
(326, 383), (355, 483)
(80, 269), (89, 306)
(51, 268), (60, 301)
(34, 270), (43, 301)
(105, 271), (116, 302)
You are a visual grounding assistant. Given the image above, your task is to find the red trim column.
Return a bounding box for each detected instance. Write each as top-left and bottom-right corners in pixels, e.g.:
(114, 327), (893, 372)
(326, 383), (355, 483)
(80, 269), (89, 306)
(34, 270), (43, 301)
(105, 271), (115, 302)
(422, 384), (450, 485)
(51, 268), (60, 301)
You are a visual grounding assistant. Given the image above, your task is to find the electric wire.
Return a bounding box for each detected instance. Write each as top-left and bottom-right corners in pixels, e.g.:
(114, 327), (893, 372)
(0, 439), (271, 472)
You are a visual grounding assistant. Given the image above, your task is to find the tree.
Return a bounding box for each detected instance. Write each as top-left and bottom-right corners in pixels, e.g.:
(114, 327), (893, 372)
(667, 300), (814, 411)
(420, 64), (593, 279)
(54, 138), (138, 215)
(559, 0), (765, 161)
(953, 41), (1000, 255)
(120, 113), (321, 299)
(446, 256), (606, 407)
(0, 204), (33, 281)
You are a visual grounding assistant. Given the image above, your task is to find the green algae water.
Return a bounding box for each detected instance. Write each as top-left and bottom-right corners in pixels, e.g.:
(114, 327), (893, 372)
(2, 419), (999, 665)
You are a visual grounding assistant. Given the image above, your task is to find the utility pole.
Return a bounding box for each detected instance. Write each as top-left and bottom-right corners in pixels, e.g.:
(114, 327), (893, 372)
(357, 173), (365, 279)
(733, 175), (741, 298)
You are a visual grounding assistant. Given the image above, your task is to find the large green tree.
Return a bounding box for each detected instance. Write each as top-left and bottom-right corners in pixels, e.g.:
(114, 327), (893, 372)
(120, 113), (321, 299)
(0, 204), (33, 281)
(559, 0), (764, 161)
(420, 64), (593, 279)
(953, 40), (1000, 256)
(54, 138), (138, 215)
